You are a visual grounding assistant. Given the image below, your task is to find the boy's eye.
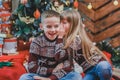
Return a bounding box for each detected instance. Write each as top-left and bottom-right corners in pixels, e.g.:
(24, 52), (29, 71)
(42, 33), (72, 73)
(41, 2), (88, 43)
(46, 25), (52, 28)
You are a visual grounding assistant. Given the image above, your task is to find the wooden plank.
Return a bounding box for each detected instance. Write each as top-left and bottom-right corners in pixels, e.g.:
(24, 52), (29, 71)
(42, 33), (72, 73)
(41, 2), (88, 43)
(83, 0), (95, 2)
(110, 35), (120, 48)
(95, 11), (120, 33)
(86, 32), (94, 42)
(92, 0), (110, 9)
(84, 0), (107, 3)
(83, 19), (95, 33)
(94, 23), (120, 42)
(95, 1), (120, 20)
(78, 2), (95, 20)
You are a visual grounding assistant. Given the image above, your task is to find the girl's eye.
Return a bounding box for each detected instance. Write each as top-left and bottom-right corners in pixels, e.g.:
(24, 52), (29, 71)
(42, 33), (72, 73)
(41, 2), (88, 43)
(54, 25), (59, 28)
(62, 21), (68, 24)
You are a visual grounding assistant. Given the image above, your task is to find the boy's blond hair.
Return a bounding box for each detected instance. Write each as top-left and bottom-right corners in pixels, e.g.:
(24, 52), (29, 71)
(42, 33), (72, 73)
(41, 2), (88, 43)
(41, 10), (60, 23)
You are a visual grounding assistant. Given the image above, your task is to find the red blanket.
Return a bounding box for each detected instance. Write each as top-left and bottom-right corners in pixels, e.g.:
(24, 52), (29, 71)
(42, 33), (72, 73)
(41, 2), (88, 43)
(0, 50), (29, 80)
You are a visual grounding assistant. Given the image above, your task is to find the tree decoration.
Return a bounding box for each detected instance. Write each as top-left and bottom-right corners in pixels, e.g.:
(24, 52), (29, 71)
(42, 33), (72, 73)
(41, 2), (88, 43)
(51, 0), (64, 13)
(10, 0), (76, 41)
(113, 0), (119, 6)
(97, 40), (120, 68)
(87, 3), (92, 9)
(74, 0), (79, 9)
(33, 8), (41, 19)
(18, 14), (35, 24)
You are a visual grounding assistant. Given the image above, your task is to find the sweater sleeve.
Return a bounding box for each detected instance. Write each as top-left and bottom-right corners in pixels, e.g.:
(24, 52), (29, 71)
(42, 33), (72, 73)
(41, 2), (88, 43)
(49, 60), (72, 80)
(28, 53), (39, 73)
(28, 40), (40, 73)
(48, 38), (73, 80)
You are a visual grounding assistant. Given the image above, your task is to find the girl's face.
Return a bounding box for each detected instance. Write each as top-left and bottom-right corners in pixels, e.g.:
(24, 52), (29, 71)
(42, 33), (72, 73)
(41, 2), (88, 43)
(61, 19), (70, 34)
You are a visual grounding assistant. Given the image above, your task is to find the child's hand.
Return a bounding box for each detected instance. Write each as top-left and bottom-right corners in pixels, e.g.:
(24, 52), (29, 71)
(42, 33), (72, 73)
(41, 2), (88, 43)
(20, 0), (27, 4)
(58, 24), (65, 38)
(53, 63), (64, 72)
(33, 76), (51, 80)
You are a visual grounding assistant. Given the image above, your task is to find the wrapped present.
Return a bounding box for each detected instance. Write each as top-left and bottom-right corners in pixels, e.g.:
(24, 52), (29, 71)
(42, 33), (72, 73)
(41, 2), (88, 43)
(0, 0), (3, 8)
(0, 44), (2, 56)
(0, 11), (11, 23)
(2, 0), (11, 10)
(0, 23), (11, 34)
(0, 38), (3, 44)
(3, 38), (17, 54)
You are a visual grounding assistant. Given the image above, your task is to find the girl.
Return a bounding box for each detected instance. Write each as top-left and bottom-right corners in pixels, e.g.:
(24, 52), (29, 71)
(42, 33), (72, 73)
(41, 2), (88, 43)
(60, 9), (112, 80)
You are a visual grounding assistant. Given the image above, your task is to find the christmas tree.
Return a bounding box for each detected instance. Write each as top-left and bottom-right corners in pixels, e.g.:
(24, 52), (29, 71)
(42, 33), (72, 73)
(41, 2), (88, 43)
(97, 41), (120, 68)
(10, 0), (79, 42)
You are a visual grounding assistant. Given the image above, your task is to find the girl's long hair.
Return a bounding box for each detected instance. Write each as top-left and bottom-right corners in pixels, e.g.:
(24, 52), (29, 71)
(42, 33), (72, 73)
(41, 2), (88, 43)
(61, 10), (108, 64)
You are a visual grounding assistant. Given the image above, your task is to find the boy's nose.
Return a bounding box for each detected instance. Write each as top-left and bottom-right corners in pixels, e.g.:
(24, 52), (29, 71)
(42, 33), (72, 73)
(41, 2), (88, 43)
(51, 27), (56, 32)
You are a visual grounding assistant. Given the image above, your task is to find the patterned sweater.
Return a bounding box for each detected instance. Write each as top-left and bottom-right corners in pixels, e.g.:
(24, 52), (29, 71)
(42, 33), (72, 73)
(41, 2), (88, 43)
(68, 36), (105, 73)
(28, 34), (72, 80)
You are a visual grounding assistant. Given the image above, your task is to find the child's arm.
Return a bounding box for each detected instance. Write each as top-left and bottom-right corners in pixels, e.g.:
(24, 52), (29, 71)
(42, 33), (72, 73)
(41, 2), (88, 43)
(48, 38), (72, 80)
(53, 63), (64, 72)
(27, 39), (40, 73)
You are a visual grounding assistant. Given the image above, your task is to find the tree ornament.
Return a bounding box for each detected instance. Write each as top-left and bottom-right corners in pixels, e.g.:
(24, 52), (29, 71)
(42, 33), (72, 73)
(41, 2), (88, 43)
(113, 0), (119, 6)
(51, 0), (64, 13)
(33, 8), (41, 19)
(87, 3), (92, 9)
(74, 0), (78, 8)
(66, 0), (70, 6)
(18, 14), (35, 24)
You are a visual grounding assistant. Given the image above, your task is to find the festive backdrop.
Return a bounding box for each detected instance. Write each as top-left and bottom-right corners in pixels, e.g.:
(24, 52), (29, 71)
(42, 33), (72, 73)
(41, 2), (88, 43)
(10, 0), (120, 68)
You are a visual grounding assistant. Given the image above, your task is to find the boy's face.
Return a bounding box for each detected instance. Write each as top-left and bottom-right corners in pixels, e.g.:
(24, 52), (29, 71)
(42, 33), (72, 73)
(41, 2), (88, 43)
(40, 17), (60, 40)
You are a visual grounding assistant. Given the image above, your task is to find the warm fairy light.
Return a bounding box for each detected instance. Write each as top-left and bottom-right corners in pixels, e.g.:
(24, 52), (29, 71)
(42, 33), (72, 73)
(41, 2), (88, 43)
(113, 0), (119, 6)
(87, 3), (92, 9)
(23, 42), (26, 45)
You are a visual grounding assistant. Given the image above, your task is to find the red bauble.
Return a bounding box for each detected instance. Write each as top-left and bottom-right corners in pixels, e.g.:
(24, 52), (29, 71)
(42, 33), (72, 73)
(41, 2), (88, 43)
(33, 9), (41, 19)
(74, 1), (79, 8)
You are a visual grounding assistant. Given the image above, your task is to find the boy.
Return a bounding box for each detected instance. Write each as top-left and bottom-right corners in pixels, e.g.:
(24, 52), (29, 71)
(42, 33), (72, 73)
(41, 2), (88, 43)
(19, 10), (82, 80)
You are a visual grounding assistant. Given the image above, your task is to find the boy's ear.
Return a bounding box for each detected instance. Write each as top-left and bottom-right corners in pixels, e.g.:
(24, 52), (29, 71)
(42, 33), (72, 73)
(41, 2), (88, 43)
(39, 23), (43, 30)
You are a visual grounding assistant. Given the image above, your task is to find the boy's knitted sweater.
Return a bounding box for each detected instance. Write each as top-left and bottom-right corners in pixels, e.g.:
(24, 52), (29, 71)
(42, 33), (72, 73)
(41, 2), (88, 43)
(28, 34), (72, 80)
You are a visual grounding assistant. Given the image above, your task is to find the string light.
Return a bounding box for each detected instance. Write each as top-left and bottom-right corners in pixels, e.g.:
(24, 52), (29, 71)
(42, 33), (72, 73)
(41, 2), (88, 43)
(23, 42), (26, 45)
(87, 3), (92, 9)
(113, 0), (119, 6)
(80, 0), (119, 10)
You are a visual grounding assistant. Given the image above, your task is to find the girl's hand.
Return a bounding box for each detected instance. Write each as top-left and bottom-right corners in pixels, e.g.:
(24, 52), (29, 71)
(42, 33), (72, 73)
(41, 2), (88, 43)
(53, 63), (64, 72)
(33, 76), (51, 80)
(20, 0), (28, 4)
(58, 23), (65, 38)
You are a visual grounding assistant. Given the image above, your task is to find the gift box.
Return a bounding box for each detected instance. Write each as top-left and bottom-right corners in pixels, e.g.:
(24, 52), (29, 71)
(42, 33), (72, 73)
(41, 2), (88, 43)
(0, 38), (3, 44)
(0, 44), (2, 56)
(3, 38), (17, 54)
(0, 11), (11, 23)
(0, 23), (11, 34)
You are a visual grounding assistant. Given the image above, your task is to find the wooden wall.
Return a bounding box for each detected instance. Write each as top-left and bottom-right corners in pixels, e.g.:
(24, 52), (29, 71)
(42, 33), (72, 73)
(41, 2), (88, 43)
(78, 0), (120, 48)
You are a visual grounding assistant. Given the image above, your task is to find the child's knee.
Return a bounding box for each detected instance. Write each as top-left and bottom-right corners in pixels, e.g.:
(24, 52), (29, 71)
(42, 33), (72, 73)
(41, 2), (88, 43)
(96, 61), (112, 78)
(97, 61), (112, 70)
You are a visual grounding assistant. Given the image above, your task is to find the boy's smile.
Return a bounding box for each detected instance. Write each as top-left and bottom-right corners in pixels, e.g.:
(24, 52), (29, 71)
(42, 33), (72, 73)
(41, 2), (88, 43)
(40, 17), (60, 41)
